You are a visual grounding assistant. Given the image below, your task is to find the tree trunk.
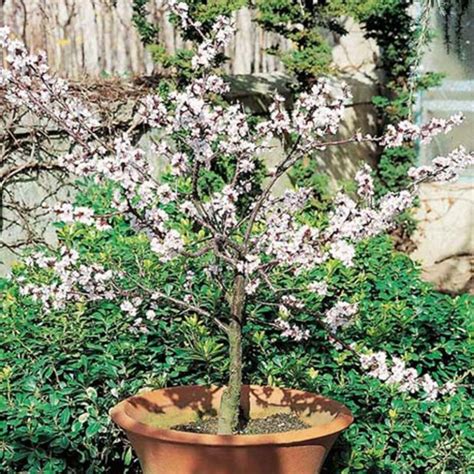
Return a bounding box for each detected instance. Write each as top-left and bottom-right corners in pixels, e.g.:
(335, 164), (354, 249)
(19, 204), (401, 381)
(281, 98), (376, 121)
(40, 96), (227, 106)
(217, 274), (245, 435)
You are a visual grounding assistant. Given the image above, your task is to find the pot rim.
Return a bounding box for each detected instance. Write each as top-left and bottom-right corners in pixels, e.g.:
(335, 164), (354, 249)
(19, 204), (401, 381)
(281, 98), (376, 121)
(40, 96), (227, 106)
(110, 385), (354, 446)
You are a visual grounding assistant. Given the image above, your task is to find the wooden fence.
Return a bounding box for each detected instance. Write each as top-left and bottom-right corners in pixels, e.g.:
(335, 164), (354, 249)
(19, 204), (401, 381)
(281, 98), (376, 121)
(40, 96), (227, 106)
(2, 0), (290, 78)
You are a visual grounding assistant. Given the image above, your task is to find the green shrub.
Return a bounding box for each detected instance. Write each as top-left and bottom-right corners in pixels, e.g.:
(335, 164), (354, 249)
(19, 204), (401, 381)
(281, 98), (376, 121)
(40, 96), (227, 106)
(247, 236), (473, 473)
(1, 186), (471, 473)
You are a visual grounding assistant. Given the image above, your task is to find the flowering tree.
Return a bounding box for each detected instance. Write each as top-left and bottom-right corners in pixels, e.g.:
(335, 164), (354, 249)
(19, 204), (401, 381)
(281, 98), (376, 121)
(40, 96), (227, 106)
(0, 3), (471, 435)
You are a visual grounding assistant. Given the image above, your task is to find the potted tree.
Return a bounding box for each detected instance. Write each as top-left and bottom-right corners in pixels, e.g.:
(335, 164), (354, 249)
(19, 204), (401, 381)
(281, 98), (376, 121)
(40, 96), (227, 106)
(0, 4), (470, 473)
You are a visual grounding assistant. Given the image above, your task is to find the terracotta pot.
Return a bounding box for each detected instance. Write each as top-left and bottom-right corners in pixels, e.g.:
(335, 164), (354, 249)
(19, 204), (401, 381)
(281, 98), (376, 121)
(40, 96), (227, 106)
(110, 385), (353, 474)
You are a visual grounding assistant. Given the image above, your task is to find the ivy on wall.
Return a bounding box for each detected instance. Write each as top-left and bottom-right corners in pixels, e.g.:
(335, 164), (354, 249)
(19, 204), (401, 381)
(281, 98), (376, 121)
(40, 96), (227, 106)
(357, 1), (442, 196)
(255, 0), (443, 214)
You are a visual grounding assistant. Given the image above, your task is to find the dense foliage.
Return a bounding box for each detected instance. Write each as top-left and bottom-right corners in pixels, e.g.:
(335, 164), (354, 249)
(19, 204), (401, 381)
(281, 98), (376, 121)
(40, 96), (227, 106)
(1, 200), (472, 471)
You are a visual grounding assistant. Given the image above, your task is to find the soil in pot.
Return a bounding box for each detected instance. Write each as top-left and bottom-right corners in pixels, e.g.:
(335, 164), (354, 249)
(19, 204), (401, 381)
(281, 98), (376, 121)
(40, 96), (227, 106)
(172, 412), (311, 435)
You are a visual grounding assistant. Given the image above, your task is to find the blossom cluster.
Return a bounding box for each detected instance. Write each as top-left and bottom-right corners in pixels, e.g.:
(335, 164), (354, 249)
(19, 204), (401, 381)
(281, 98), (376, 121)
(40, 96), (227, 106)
(354, 164), (374, 200)
(20, 248), (115, 311)
(168, 2), (235, 70)
(323, 188), (414, 267)
(360, 351), (457, 401)
(254, 188), (325, 272)
(121, 298), (158, 334)
(0, 27), (100, 139)
(168, 0), (190, 28)
(192, 16), (234, 69)
(408, 146), (474, 183)
(381, 113), (464, 148)
(275, 317), (310, 342)
(50, 203), (111, 231)
(257, 79), (351, 152)
(52, 203), (95, 226)
(324, 301), (359, 332)
(307, 280), (328, 296)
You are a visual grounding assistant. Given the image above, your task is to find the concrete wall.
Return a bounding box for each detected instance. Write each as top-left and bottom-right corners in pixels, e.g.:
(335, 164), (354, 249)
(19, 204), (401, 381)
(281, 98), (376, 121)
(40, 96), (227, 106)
(412, 183), (473, 293)
(412, 6), (474, 293)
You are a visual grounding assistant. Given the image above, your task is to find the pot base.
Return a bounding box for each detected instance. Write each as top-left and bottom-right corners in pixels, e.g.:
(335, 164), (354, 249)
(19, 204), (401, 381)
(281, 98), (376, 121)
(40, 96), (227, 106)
(110, 385), (353, 474)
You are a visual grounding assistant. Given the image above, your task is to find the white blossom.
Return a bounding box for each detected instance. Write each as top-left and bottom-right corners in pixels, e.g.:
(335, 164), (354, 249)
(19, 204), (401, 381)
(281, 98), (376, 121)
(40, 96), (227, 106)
(330, 240), (356, 267)
(308, 280), (328, 296)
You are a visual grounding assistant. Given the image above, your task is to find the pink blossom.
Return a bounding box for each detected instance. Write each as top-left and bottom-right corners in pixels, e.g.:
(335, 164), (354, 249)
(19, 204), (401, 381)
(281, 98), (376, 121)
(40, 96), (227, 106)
(408, 147), (473, 183)
(245, 279), (260, 295)
(257, 95), (290, 137)
(205, 185), (239, 230)
(168, 1), (190, 28)
(139, 95), (168, 127)
(440, 381), (457, 396)
(420, 374), (439, 401)
(381, 113), (464, 148)
(20, 247), (115, 311)
(308, 281), (328, 296)
(237, 254), (261, 276)
(355, 164), (374, 200)
(275, 318), (310, 342)
(324, 302), (358, 332)
(359, 350), (452, 400)
(292, 80), (350, 143)
(281, 295), (304, 309)
(170, 152), (189, 176)
(191, 16), (234, 70)
(150, 229), (184, 262)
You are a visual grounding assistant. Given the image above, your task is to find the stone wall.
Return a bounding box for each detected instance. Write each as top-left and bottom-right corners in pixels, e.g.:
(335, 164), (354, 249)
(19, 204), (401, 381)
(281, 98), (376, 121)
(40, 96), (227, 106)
(412, 183), (473, 293)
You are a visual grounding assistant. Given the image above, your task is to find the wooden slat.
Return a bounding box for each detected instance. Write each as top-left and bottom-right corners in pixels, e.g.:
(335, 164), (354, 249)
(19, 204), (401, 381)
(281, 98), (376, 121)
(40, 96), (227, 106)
(2, 0), (290, 78)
